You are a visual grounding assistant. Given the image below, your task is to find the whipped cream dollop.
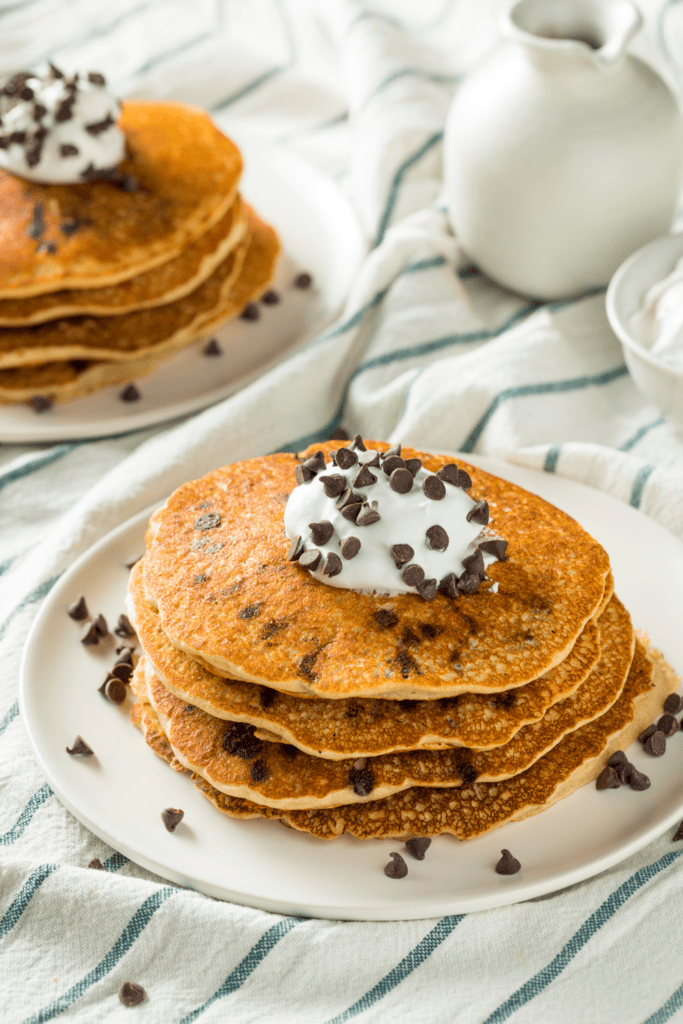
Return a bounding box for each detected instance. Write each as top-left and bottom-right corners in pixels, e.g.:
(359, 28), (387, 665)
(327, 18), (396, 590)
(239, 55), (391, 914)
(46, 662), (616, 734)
(0, 65), (125, 184)
(630, 255), (683, 370)
(284, 438), (507, 599)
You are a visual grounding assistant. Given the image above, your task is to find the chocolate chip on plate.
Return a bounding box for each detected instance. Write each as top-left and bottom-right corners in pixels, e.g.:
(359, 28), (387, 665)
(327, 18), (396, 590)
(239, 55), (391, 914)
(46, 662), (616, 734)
(260, 289), (280, 305)
(119, 982), (146, 1007)
(479, 539), (508, 561)
(80, 621), (101, 646)
(638, 724), (657, 743)
(240, 303), (260, 321)
(390, 468), (413, 494)
(495, 849), (521, 875)
(102, 677), (126, 704)
(615, 761), (634, 785)
(437, 572), (459, 598)
(322, 552), (343, 578)
(644, 730), (667, 756)
(110, 662), (133, 683)
(119, 383), (141, 403)
(628, 769), (651, 791)
(293, 272), (312, 289)
(88, 857), (105, 870)
(673, 821), (683, 842)
(299, 549), (322, 572)
(114, 614), (136, 639)
(384, 852), (408, 879)
(67, 595), (89, 620)
(390, 544), (414, 569)
(309, 520), (334, 546)
(30, 395), (53, 413)
(194, 512), (221, 531)
(658, 714), (678, 737)
(664, 693), (683, 715)
(341, 536), (361, 560)
(426, 525), (449, 551)
(402, 564), (425, 588)
(423, 475), (446, 501)
(161, 808), (184, 832)
(405, 837), (431, 860)
(66, 735), (93, 756)
(92, 613), (109, 637)
(202, 337), (222, 356)
(607, 750), (628, 767)
(596, 766), (621, 790)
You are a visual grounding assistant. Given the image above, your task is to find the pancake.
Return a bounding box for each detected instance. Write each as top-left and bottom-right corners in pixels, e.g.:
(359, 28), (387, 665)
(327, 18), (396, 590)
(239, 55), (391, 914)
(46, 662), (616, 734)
(135, 593), (634, 810)
(129, 558), (612, 757)
(0, 196), (247, 324)
(142, 443), (611, 700)
(0, 100), (242, 298)
(0, 204), (279, 377)
(132, 634), (678, 838)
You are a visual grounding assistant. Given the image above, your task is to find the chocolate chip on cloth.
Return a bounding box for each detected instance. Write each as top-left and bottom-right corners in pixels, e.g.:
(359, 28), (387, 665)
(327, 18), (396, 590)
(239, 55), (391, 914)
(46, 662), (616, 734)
(87, 857), (105, 870)
(384, 852), (408, 879)
(161, 808), (184, 832)
(673, 821), (683, 842)
(119, 982), (146, 1007)
(495, 849), (521, 875)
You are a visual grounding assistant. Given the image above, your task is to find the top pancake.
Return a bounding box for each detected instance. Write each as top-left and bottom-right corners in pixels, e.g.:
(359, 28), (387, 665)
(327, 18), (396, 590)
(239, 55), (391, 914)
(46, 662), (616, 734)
(143, 443), (611, 699)
(0, 100), (242, 298)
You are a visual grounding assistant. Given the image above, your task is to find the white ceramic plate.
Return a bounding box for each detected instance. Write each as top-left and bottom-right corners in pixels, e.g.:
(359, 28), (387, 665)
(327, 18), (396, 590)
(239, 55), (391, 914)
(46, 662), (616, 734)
(20, 454), (683, 920)
(0, 130), (366, 443)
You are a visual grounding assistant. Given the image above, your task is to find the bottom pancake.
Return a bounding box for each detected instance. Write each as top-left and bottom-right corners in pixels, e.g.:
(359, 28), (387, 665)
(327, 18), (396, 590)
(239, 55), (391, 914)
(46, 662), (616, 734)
(130, 633), (678, 838)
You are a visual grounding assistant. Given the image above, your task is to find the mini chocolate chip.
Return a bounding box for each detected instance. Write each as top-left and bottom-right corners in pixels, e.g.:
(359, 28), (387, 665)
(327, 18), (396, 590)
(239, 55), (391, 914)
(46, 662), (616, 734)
(495, 849), (521, 875)
(658, 714), (678, 737)
(341, 536), (361, 560)
(353, 465), (377, 488)
(644, 730), (666, 756)
(349, 765), (375, 796)
(629, 769), (651, 791)
(457, 469), (472, 490)
(92, 613), (108, 637)
(30, 395), (53, 413)
(351, 434), (367, 452)
(673, 821), (683, 842)
(85, 114), (115, 135)
(479, 539), (508, 561)
(375, 609), (398, 628)
(615, 761), (635, 785)
(389, 544), (413, 570)
(336, 488), (362, 511)
(436, 464), (460, 486)
(67, 595), (89, 620)
(295, 464), (315, 485)
(402, 564), (425, 588)
(110, 662), (133, 683)
(390, 468), (413, 493)
(240, 303), (260, 321)
(423, 475), (446, 501)
(404, 458), (422, 476)
(341, 502), (363, 523)
(309, 520), (334, 546)
(458, 570), (481, 595)
(466, 500), (490, 525)
(49, 62), (64, 78)
(80, 621), (100, 646)
(437, 572), (459, 598)
(416, 578), (437, 601)
(383, 444), (402, 460)
(287, 535), (304, 561)
(664, 693), (683, 714)
(322, 552), (343, 577)
(88, 71), (106, 86)
(115, 650), (134, 667)
(9, 130), (26, 143)
(299, 549), (322, 571)
(36, 240), (58, 255)
(250, 758), (269, 782)
(639, 724), (657, 743)
(384, 852), (408, 879)
(114, 614), (136, 639)
(238, 603), (262, 620)
(356, 503), (381, 526)
(66, 736), (93, 756)
(281, 744), (298, 758)
(358, 449), (381, 467)
(607, 750), (628, 767)
(336, 447), (358, 470)
(319, 474), (346, 498)
(88, 857), (105, 870)
(261, 289), (280, 305)
(329, 427), (349, 441)
(119, 383), (140, 403)
(60, 218), (80, 236)
(298, 652), (318, 679)
(119, 982), (146, 1007)
(104, 677), (126, 704)
(462, 550), (485, 576)
(203, 337), (222, 356)
(121, 173), (140, 193)
(596, 766), (621, 790)
(223, 722), (262, 759)
(60, 143), (79, 157)
(55, 99), (74, 122)
(260, 687), (275, 708)
(382, 455), (406, 476)
(161, 808), (184, 832)
(426, 525), (449, 551)
(194, 512), (221, 531)
(405, 837), (431, 860)
(303, 450), (326, 474)
(19, 85), (33, 100)
(294, 272), (312, 288)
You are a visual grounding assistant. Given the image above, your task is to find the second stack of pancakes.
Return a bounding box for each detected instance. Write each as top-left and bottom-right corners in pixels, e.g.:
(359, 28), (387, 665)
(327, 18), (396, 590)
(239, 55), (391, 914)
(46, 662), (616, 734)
(127, 439), (678, 841)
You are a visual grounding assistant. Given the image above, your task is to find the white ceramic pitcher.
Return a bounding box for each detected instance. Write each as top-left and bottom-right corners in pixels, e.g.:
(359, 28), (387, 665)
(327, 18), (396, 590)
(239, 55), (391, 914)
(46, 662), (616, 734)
(443, 0), (683, 299)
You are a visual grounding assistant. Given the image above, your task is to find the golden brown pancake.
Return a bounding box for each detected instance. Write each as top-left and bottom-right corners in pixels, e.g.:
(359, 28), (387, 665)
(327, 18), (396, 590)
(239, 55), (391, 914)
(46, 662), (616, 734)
(129, 558), (612, 757)
(132, 634), (678, 838)
(0, 101), (242, 298)
(0, 196), (247, 324)
(142, 443), (611, 700)
(135, 594), (634, 810)
(0, 204), (280, 374)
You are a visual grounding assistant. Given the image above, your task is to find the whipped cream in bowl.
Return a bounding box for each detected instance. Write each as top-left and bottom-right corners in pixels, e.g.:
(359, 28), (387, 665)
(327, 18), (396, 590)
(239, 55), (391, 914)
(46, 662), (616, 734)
(629, 255), (683, 371)
(0, 64), (125, 184)
(284, 438), (507, 600)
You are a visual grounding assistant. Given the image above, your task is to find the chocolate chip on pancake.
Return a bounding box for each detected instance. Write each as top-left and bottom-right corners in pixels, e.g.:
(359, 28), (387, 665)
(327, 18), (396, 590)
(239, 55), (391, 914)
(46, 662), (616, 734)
(299, 549), (322, 571)
(260, 687), (276, 708)
(384, 852), (408, 879)
(437, 572), (459, 598)
(405, 837), (431, 860)
(356, 503), (381, 526)
(119, 982), (146, 1007)
(238, 603), (262, 620)
(67, 595), (89, 620)
(658, 713), (678, 737)
(222, 722), (262, 759)
(423, 475), (446, 500)
(596, 766), (621, 789)
(203, 337), (222, 356)
(467, 501), (489, 525)
(426, 525), (449, 551)
(309, 521), (334, 546)
(194, 512), (221, 531)
(286, 535), (304, 562)
(391, 543), (414, 569)
(319, 474), (346, 498)
(479, 538), (508, 561)
(404, 458), (422, 477)
(323, 552), (343, 577)
(375, 609), (398, 628)
(250, 758), (269, 782)
(349, 764), (375, 796)
(335, 447), (358, 470)
(294, 272), (312, 289)
(303, 451), (326, 474)
(664, 694), (682, 714)
(495, 849), (521, 875)
(161, 807), (184, 832)
(402, 564), (424, 587)
(66, 735), (93, 756)
(26, 203), (45, 240)
(462, 550), (485, 576)
(240, 303), (260, 321)
(390, 467), (413, 493)
(30, 395), (52, 413)
(341, 536), (361, 560)
(353, 465), (377, 488)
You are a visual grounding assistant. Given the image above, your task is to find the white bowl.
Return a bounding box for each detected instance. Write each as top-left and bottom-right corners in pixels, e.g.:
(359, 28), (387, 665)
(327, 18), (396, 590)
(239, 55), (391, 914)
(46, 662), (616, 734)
(606, 233), (683, 430)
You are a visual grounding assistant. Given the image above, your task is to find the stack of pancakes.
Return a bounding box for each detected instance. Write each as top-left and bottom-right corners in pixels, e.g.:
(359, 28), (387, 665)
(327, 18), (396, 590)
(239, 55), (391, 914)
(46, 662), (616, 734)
(127, 442), (679, 841)
(0, 101), (279, 405)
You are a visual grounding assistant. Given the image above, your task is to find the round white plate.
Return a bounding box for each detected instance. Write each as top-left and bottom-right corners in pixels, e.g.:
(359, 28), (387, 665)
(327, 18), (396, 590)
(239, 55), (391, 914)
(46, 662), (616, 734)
(0, 131), (366, 443)
(20, 454), (683, 920)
